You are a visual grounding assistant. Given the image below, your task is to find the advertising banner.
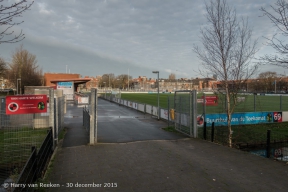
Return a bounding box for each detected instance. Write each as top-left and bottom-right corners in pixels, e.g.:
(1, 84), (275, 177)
(138, 104), (145, 112)
(161, 109), (169, 120)
(57, 82), (73, 89)
(133, 102), (138, 110)
(146, 105), (152, 114)
(205, 112), (282, 126)
(202, 95), (218, 106)
(6, 95), (47, 115)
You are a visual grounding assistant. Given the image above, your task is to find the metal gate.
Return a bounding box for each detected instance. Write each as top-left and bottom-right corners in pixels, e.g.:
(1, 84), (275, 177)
(174, 90), (197, 137)
(83, 88), (98, 144)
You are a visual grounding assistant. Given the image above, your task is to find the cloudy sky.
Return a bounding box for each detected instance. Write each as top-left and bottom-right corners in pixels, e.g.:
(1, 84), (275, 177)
(0, 0), (286, 79)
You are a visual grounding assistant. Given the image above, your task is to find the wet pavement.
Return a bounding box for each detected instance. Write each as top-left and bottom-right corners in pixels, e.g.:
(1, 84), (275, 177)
(97, 99), (186, 143)
(46, 98), (288, 192)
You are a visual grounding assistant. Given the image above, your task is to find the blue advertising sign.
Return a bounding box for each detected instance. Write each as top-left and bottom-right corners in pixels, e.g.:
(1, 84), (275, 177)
(57, 82), (73, 89)
(205, 112), (282, 126)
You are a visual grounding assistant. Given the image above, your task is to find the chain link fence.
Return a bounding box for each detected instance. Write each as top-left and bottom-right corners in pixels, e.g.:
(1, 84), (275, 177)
(0, 90), (65, 185)
(197, 93), (288, 115)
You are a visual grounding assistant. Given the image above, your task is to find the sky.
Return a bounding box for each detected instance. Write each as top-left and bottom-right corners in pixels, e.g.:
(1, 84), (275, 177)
(0, 0), (286, 80)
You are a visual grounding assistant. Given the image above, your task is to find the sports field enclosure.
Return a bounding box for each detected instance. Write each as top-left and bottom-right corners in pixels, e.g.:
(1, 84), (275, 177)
(119, 92), (288, 114)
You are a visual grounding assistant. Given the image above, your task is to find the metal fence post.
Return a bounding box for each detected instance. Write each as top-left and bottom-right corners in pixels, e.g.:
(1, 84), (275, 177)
(90, 89), (95, 145)
(192, 90), (197, 138)
(211, 122), (215, 142)
(168, 96), (170, 127)
(190, 91), (192, 137)
(254, 93), (256, 112)
(49, 89), (55, 149)
(95, 89), (98, 144)
(203, 122), (207, 140)
(55, 97), (59, 145)
(266, 129), (271, 158)
(280, 95), (282, 111)
(203, 93), (206, 121)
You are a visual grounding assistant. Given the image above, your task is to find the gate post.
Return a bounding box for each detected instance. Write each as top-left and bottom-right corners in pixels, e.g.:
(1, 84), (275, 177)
(192, 90), (197, 138)
(90, 88), (97, 144)
(49, 89), (55, 150)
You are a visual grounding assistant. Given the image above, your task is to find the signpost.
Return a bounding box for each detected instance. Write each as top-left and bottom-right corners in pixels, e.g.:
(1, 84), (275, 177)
(6, 95), (47, 115)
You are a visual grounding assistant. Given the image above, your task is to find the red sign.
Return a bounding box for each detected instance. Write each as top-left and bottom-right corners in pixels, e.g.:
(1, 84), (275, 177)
(6, 95), (47, 115)
(201, 96), (218, 106)
(273, 112), (282, 122)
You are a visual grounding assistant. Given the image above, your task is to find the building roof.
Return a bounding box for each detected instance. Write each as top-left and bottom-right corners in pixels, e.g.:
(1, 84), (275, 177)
(50, 78), (91, 85)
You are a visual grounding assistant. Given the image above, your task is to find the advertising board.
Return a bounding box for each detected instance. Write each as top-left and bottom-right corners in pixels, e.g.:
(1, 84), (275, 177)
(6, 95), (47, 115)
(205, 112), (282, 126)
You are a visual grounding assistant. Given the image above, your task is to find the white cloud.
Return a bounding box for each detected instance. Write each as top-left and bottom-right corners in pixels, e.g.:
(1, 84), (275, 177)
(0, 0), (283, 79)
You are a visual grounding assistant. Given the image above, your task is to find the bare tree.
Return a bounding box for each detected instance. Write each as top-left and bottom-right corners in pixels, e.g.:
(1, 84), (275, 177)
(6, 45), (43, 93)
(0, 57), (7, 77)
(193, 0), (258, 147)
(259, 0), (288, 67)
(98, 73), (115, 89)
(116, 74), (132, 89)
(0, 0), (34, 44)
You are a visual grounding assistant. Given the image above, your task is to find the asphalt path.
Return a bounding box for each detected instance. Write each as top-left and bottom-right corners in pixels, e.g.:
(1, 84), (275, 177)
(62, 98), (185, 147)
(97, 98), (186, 143)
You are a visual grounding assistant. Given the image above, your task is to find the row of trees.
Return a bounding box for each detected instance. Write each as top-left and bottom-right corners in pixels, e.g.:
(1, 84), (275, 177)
(250, 72), (288, 93)
(0, 46), (43, 93)
(98, 74), (133, 89)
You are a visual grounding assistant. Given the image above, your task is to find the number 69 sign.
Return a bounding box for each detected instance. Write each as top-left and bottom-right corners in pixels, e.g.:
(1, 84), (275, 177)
(273, 112), (282, 122)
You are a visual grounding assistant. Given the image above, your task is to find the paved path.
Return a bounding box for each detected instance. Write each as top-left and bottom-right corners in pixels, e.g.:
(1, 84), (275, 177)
(46, 99), (288, 192)
(97, 99), (185, 143)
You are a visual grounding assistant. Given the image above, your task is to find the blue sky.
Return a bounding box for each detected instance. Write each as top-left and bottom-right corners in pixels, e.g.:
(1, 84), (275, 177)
(0, 0), (286, 79)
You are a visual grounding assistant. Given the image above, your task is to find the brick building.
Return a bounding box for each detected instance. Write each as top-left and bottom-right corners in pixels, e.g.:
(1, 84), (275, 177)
(44, 73), (81, 87)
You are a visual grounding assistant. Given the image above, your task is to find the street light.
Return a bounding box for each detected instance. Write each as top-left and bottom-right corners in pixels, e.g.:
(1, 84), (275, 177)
(102, 74), (110, 90)
(17, 78), (21, 95)
(152, 71), (160, 120)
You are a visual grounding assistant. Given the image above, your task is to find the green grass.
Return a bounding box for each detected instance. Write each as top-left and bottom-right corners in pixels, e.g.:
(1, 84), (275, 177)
(120, 93), (171, 108)
(58, 127), (67, 141)
(197, 122), (288, 145)
(0, 127), (49, 165)
(118, 93), (288, 113)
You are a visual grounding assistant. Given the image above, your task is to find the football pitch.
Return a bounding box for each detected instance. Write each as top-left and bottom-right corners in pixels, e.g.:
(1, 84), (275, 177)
(119, 93), (288, 114)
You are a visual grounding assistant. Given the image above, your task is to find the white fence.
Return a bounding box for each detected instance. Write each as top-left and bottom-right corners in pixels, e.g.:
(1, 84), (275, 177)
(106, 97), (174, 122)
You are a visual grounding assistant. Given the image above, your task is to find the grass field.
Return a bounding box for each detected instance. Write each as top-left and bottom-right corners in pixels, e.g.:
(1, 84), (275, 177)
(163, 122), (288, 145)
(198, 122), (288, 144)
(118, 93), (288, 113)
(0, 127), (49, 165)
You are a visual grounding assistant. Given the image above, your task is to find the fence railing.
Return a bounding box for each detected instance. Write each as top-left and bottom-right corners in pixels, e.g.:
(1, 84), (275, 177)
(101, 94), (288, 162)
(200, 123), (288, 161)
(0, 90), (65, 186)
(5, 129), (54, 192)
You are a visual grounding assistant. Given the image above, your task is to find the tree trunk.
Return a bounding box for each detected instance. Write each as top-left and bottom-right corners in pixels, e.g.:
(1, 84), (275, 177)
(225, 86), (232, 147)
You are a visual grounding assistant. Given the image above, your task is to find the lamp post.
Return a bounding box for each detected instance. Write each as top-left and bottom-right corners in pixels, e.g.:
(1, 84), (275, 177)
(17, 78), (21, 95)
(102, 74), (110, 90)
(152, 71), (160, 120)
